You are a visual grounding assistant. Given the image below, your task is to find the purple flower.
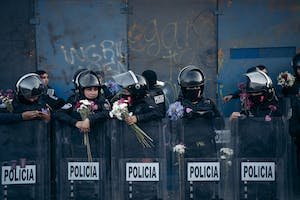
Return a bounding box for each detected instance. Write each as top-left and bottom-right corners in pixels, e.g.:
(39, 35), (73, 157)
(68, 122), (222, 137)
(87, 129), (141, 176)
(106, 80), (122, 94)
(167, 101), (184, 120)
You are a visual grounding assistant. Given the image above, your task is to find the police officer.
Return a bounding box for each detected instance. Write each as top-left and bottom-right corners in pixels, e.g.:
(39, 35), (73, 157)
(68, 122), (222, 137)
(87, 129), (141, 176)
(36, 70), (65, 111)
(56, 70), (111, 133)
(112, 70), (164, 125)
(230, 70), (281, 119)
(11, 73), (50, 122)
(142, 69), (166, 116)
(223, 65), (269, 103)
(282, 53), (300, 97)
(178, 65), (224, 128)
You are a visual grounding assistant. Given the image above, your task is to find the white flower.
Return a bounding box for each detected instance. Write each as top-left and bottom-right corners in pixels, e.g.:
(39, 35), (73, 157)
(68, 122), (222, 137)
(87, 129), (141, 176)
(277, 71), (295, 87)
(220, 148), (234, 157)
(110, 101), (130, 120)
(79, 99), (92, 106)
(173, 144), (186, 154)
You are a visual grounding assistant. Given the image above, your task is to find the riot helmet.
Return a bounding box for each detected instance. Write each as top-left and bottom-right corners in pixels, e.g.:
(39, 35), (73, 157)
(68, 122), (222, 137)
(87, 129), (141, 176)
(77, 70), (101, 89)
(244, 71), (273, 93)
(178, 65), (205, 101)
(16, 73), (45, 100)
(72, 68), (88, 89)
(241, 70), (275, 103)
(113, 70), (147, 99)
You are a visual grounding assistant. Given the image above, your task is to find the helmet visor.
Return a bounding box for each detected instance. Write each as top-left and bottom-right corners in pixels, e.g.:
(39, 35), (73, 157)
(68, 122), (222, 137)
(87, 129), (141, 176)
(112, 71), (138, 88)
(18, 74), (45, 99)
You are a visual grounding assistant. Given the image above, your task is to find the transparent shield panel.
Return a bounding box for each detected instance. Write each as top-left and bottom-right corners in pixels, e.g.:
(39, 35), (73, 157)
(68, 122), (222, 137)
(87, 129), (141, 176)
(168, 118), (234, 200)
(231, 117), (290, 200)
(110, 119), (167, 199)
(55, 121), (110, 199)
(0, 121), (50, 200)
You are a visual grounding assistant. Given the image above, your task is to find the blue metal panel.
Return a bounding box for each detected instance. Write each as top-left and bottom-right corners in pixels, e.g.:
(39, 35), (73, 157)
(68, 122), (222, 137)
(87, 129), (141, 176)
(230, 46), (296, 59)
(0, 1), (36, 90)
(217, 0), (300, 117)
(128, 0), (217, 105)
(35, 0), (127, 99)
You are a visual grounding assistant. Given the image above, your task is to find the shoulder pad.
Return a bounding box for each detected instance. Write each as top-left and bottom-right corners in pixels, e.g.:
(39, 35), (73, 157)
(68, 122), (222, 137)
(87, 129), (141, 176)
(61, 103), (72, 110)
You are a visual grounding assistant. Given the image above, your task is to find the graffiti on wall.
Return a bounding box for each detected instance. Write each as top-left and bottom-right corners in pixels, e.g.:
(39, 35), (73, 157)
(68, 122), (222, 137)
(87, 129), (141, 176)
(58, 39), (127, 83)
(128, 11), (216, 103)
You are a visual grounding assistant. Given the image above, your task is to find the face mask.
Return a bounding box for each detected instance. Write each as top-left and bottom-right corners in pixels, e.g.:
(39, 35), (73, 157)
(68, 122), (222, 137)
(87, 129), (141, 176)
(249, 94), (265, 104)
(184, 88), (201, 101)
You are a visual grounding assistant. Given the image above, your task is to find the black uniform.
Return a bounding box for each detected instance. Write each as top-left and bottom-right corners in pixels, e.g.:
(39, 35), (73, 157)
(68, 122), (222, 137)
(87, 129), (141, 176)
(146, 87), (166, 116)
(39, 86), (65, 111)
(142, 70), (166, 116)
(55, 95), (110, 127)
(180, 97), (224, 129)
(128, 95), (164, 122)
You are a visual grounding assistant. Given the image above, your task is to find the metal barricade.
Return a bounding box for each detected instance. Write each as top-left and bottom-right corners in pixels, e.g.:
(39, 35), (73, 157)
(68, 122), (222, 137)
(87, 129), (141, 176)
(54, 120), (110, 200)
(232, 117), (290, 200)
(110, 119), (167, 200)
(0, 121), (50, 200)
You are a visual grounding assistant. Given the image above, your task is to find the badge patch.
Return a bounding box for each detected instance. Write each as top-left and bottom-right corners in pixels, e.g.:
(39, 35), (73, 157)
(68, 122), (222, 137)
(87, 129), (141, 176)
(154, 95), (164, 104)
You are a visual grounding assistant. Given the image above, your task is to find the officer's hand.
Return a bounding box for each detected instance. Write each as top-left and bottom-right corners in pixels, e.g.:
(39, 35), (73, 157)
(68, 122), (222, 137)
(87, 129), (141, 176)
(230, 112), (241, 121)
(75, 120), (90, 133)
(81, 118), (90, 133)
(223, 95), (233, 103)
(38, 111), (51, 122)
(125, 115), (137, 125)
(22, 110), (40, 120)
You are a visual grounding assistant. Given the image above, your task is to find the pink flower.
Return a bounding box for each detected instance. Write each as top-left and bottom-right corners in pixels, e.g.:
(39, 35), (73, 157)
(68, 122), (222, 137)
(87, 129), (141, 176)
(91, 102), (98, 111)
(238, 83), (246, 90)
(265, 115), (272, 121)
(268, 105), (277, 112)
(186, 107), (193, 113)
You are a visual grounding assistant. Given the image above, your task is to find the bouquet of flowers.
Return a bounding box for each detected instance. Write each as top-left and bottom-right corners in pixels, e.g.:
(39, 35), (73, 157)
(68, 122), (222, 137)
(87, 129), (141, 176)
(109, 98), (154, 148)
(277, 71), (295, 88)
(75, 99), (98, 162)
(167, 101), (184, 120)
(238, 83), (254, 115)
(0, 89), (14, 112)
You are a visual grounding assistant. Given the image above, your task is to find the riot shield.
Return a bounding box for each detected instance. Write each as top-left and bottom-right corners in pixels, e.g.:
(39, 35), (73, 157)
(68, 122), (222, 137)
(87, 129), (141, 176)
(0, 121), (50, 200)
(232, 117), (290, 200)
(54, 120), (110, 200)
(110, 119), (167, 200)
(169, 118), (228, 200)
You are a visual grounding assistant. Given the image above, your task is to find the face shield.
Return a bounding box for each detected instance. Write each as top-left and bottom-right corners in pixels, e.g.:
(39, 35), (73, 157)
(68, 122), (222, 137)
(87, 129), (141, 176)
(112, 71), (139, 88)
(113, 71), (147, 99)
(16, 73), (45, 100)
(244, 71), (272, 93)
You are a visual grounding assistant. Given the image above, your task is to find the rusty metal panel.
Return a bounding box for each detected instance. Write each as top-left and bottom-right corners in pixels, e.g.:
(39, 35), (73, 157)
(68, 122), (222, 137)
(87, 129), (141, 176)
(128, 0), (218, 105)
(35, 0), (128, 99)
(0, 1), (36, 90)
(218, 0), (300, 116)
